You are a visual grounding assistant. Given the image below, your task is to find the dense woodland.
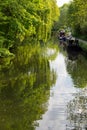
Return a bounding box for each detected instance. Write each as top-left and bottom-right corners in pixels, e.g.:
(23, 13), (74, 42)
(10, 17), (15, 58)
(0, 0), (87, 56)
(0, 0), (59, 50)
(57, 0), (87, 40)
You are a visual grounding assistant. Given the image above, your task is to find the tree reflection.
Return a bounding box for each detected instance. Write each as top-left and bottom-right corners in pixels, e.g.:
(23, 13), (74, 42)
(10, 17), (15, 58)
(66, 50), (87, 88)
(66, 88), (87, 130)
(0, 45), (57, 130)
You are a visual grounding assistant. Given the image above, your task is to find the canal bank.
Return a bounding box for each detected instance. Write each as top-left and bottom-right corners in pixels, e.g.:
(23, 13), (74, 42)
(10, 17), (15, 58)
(79, 39), (87, 52)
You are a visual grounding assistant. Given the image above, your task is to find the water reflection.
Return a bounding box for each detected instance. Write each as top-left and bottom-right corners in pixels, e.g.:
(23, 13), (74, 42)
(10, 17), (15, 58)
(66, 46), (81, 60)
(66, 48), (87, 88)
(0, 45), (57, 130)
(35, 46), (87, 130)
(65, 47), (87, 129)
(66, 88), (87, 130)
(0, 43), (87, 130)
(36, 52), (78, 130)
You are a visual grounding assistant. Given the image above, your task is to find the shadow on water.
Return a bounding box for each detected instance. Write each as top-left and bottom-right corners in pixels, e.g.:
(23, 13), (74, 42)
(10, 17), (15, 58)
(66, 45), (82, 60)
(58, 40), (83, 60)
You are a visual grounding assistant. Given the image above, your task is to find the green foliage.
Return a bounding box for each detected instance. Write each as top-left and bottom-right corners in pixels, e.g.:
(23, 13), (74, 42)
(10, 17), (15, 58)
(57, 4), (69, 29)
(0, 0), (59, 49)
(56, 0), (87, 40)
(0, 48), (15, 57)
(67, 0), (87, 39)
(79, 41), (87, 51)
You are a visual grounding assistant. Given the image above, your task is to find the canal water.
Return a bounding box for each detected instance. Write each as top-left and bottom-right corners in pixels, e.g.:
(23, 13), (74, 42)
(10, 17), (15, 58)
(36, 53), (78, 130)
(35, 45), (87, 130)
(0, 43), (87, 130)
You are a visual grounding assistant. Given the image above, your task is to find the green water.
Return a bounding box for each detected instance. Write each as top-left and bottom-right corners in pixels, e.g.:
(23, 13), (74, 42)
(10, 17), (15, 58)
(0, 42), (87, 130)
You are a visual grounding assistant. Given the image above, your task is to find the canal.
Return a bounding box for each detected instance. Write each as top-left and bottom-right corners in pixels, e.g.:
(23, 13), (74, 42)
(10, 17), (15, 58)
(0, 42), (87, 130)
(36, 45), (87, 130)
